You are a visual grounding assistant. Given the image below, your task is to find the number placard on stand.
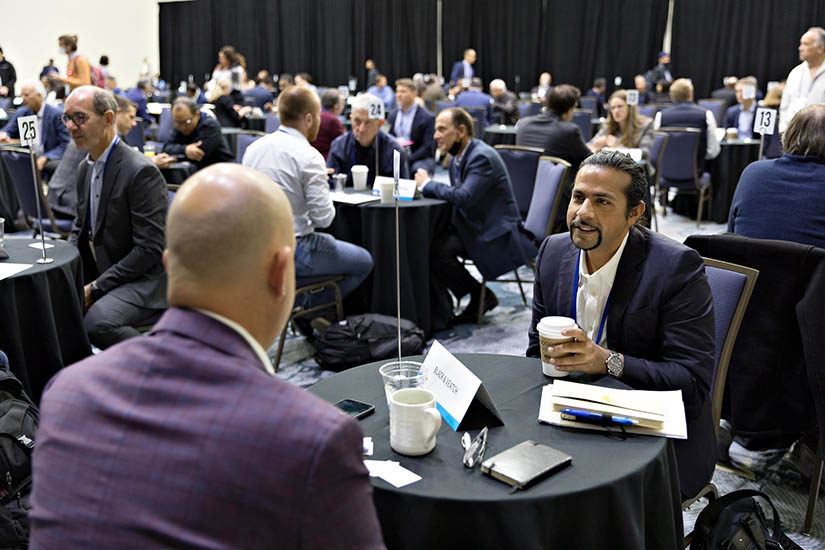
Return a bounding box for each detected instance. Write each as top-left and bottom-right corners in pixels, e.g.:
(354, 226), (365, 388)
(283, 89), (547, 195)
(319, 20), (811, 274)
(754, 108), (776, 136)
(625, 90), (639, 106)
(17, 115), (39, 148)
(368, 99), (385, 120)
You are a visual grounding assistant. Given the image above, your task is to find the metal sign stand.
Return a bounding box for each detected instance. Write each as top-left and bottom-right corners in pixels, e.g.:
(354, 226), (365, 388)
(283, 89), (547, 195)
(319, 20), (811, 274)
(393, 150), (402, 361)
(27, 149), (53, 264)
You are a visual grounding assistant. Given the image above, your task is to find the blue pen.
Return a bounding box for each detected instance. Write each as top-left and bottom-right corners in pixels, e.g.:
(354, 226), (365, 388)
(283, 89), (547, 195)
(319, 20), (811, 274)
(560, 408), (637, 426)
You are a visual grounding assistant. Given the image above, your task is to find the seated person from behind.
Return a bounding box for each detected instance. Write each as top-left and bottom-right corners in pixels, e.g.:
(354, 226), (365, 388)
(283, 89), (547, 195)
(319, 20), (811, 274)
(161, 96), (234, 170)
(207, 77), (253, 129)
(64, 86), (168, 350)
(585, 77), (607, 117)
(185, 81), (208, 105)
(366, 74), (395, 112)
(327, 93), (409, 187)
(489, 79), (519, 126)
(387, 78), (436, 174)
(654, 78), (721, 170)
(588, 89), (654, 162)
(516, 84), (592, 172)
(245, 70), (275, 110)
(728, 104), (825, 249)
(455, 77), (493, 126)
(243, 86), (373, 317)
(30, 163), (386, 550)
(414, 107), (528, 323)
(0, 79), (70, 180)
(309, 89), (345, 159)
(723, 77), (758, 139)
(526, 150), (716, 498)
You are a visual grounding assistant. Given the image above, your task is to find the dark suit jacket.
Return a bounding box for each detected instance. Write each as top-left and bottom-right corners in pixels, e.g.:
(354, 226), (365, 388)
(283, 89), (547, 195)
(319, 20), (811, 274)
(387, 105), (435, 164)
(245, 85), (274, 109)
(163, 113), (234, 170)
(46, 141), (85, 218)
(450, 60), (473, 84)
(125, 87), (150, 126)
(515, 111), (592, 171)
(2, 104), (70, 160)
(422, 139), (528, 279)
(527, 226), (717, 498)
(491, 90), (519, 125)
(710, 87), (737, 113)
(327, 131), (409, 187)
(30, 307), (385, 549)
(69, 139), (167, 309)
(456, 90), (493, 125)
(723, 104), (755, 138)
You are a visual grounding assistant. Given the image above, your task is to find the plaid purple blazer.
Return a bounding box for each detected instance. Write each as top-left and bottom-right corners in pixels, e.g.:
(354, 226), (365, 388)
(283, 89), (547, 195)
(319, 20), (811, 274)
(30, 308), (385, 549)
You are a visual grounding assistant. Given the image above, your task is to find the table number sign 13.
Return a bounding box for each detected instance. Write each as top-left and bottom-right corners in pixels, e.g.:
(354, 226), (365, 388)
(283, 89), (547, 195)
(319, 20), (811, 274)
(754, 108), (776, 135)
(17, 115), (39, 148)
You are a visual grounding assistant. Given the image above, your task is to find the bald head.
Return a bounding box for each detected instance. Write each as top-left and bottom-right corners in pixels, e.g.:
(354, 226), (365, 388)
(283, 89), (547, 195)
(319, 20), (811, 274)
(165, 164), (295, 346)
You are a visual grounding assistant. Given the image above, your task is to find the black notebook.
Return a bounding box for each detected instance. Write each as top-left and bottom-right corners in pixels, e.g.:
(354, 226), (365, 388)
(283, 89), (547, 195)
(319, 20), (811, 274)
(481, 440), (572, 490)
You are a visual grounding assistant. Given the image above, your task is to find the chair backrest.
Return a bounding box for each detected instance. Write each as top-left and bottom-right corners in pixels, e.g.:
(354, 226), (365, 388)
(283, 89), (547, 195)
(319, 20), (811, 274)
(494, 145), (543, 216)
(436, 100), (457, 113)
(698, 98), (726, 126)
(637, 104), (658, 119)
(524, 155), (571, 240)
(657, 126), (701, 185)
(649, 131), (669, 172)
(571, 109), (592, 140)
(463, 106), (488, 137)
(529, 102), (541, 116)
(235, 131), (263, 163)
(157, 108), (173, 143)
(702, 258), (758, 435)
(0, 98), (10, 111)
(762, 131), (782, 159)
(579, 96), (599, 114)
(264, 113), (280, 133)
(123, 116), (145, 152)
(517, 102), (531, 119)
(1, 148), (61, 233)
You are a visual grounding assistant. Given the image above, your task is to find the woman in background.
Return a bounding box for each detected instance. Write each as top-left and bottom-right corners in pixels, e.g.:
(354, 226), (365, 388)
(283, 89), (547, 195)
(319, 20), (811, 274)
(52, 35), (91, 92)
(588, 89), (654, 161)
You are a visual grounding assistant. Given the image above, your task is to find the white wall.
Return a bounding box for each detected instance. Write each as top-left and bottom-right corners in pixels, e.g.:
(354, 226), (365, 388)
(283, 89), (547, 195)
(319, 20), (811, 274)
(0, 0), (163, 94)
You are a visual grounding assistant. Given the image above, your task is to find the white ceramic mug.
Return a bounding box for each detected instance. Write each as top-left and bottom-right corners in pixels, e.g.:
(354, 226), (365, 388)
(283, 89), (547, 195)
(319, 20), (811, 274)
(390, 388), (442, 456)
(351, 165), (369, 190)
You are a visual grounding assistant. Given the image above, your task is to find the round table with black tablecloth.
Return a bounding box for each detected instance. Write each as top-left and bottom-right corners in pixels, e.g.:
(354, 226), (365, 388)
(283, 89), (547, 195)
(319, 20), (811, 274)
(0, 239), (91, 403)
(482, 124), (517, 146)
(160, 161), (197, 186)
(309, 353), (684, 550)
(671, 138), (760, 223)
(325, 193), (453, 337)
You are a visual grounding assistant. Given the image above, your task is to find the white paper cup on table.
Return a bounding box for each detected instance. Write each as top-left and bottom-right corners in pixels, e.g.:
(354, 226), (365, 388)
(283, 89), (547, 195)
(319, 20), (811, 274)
(726, 128), (738, 140)
(390, 388), (442, 456)
(379, 181), (394, 203)
(537, 316), (578, 377)
(351, 165), (369, 190)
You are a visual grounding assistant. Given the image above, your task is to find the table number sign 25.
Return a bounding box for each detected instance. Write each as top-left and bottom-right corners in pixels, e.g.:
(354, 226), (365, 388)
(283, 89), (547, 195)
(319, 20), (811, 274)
(16, 115), (39, 148)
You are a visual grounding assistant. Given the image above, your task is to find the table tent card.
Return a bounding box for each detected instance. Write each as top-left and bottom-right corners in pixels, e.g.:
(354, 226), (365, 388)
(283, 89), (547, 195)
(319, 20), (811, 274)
(538, 380), (687, 439)
(372, 175), (416, 200)
(421, 340), (503, 431)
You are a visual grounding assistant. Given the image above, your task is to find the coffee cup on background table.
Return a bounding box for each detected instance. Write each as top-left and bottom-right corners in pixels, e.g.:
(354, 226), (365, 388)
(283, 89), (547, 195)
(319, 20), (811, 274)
(351, 165), (369, 190)
(537, 316), (578, 377)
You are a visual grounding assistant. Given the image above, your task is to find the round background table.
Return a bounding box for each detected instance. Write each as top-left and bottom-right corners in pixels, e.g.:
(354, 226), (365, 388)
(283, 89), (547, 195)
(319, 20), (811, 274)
(309, 353), (683, 549)
(0, 238), (91, 403)
(482, 124), (517, 146)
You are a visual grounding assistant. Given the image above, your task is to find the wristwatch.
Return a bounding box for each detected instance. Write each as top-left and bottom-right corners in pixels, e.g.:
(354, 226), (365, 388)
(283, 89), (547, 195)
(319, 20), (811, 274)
(89, 280), (104, 301)
(605, 351), (624, 377)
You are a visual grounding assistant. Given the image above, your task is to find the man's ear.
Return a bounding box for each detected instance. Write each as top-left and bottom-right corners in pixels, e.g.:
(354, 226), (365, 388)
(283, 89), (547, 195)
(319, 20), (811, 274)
(268, 246), (292, 298)
(162, 249), (168, 272)
(629, 201), (646, 225)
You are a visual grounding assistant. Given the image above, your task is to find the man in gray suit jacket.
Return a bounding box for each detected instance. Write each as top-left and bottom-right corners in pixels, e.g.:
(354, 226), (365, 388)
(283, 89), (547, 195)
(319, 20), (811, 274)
(65, 86), (167, 349)
(31, 164), (385, 549)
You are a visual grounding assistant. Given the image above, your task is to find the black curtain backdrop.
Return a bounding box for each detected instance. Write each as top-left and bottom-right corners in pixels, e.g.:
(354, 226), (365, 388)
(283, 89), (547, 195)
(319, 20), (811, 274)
(671, 0), (825, 99)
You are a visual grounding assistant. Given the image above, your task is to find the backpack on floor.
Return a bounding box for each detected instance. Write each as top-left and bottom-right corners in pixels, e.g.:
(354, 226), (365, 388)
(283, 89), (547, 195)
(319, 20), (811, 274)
(690, 489), (803, 550)
(0, 363), (38, 548)
(314, 313), (426, 371)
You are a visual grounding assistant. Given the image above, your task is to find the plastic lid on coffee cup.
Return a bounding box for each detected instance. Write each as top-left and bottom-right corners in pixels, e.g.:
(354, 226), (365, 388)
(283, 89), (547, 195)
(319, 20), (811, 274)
(351, 165), (369, 173)
(537, 316), (577, 338)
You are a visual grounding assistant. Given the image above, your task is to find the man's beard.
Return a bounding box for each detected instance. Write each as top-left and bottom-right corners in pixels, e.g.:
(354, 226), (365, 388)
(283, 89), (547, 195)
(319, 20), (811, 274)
(569, 219), (603, 251)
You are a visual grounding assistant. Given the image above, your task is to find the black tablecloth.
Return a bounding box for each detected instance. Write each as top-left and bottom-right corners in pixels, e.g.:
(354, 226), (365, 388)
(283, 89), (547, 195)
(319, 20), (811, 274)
(0, 239), (91, 403)
(0, 153), (21, 231)
(160, 161), (196, 186)
(310, 353), (683, 550)
(671, 140), (760, 223)
(326, 196), (453, 336)
(483, 125), (517, 146)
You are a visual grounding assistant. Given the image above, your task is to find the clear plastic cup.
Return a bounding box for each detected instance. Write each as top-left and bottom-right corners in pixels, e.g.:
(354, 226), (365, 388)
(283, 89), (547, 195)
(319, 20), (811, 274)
(379, 361), (426, 407)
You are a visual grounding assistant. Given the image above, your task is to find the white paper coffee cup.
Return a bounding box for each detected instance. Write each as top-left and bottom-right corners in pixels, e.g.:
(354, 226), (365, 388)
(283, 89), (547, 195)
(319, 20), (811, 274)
(379, 181), (394, 203)
(537, 316), (577, 377)
(351, 165), (369, 190)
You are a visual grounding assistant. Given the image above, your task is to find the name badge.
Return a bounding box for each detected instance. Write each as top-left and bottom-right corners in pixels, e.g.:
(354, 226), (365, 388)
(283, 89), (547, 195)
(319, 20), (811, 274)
(421, 340), (503, 431)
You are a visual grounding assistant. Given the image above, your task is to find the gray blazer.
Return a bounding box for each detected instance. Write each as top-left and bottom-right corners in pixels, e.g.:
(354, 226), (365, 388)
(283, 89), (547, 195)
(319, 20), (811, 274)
(69, 139), (167, 309)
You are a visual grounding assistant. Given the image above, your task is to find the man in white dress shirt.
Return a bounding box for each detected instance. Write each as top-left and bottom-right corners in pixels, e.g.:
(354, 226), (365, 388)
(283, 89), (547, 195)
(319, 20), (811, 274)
(242, 86), (372, 319)
(779, 27), (825, 133)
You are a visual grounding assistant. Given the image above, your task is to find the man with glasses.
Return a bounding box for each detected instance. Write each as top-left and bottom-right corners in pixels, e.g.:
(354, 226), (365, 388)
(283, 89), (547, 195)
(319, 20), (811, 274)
(64, 86), (167, 349)
(162, 97), (233, 170)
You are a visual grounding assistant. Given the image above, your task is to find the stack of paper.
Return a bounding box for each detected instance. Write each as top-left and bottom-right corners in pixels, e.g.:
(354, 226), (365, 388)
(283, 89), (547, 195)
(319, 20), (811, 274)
(538, 380), (687, 439)
(363, 460), (421, 488)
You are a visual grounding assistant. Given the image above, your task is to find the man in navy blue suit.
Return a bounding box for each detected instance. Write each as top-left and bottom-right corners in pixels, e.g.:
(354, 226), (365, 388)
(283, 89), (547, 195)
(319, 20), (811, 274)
(0, 79), (69, 180)
(245, 70), (275, 110)
(125, 78), (152, 128)
(527, 150), (716, 498)
(414, 107), (528, 323)
(456, 77), (493, 126)
(387, 78), (436, 174)
(450, 48), (476, 84)
(723, 77), (758, 139)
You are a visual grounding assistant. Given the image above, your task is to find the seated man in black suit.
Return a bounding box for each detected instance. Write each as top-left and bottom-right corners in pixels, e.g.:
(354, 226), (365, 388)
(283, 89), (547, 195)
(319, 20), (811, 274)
(516, 84), (592, 172)
(414, 107), (528, 323)
(723, 77), (758, 139)
(162, 97), (234, 170)
(64, 86), (168, 349)
(489, 79), (519, 126)
(0, 80), (70, 180)
(527, 150), (716, 498)
(654, 78), (720, 171)
(387, 78), (436, 174)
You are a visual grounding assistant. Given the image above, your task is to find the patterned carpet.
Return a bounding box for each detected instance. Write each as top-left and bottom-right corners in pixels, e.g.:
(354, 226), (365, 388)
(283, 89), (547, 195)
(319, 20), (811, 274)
(272, 210), (823, 547)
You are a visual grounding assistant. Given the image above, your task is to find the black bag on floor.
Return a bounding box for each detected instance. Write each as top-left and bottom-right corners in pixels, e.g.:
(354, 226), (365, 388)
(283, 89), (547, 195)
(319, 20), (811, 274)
(690, 489), (803, 550)
(314, 314), (426, 371)
(0, 363), (38, 548)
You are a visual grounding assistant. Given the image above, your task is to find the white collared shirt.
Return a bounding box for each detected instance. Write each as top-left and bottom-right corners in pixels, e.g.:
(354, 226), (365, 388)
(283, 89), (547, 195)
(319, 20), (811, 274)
(242, 125), (334, 237)
(779, 60), (825, 133)
(393, 103), (417, 141)
(195, 309), (275, 376)
(575, 232), (630, 347)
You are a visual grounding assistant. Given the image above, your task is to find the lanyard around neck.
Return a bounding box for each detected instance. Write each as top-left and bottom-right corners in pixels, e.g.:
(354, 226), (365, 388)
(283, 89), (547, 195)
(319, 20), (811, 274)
(571, 251), (611, 345)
